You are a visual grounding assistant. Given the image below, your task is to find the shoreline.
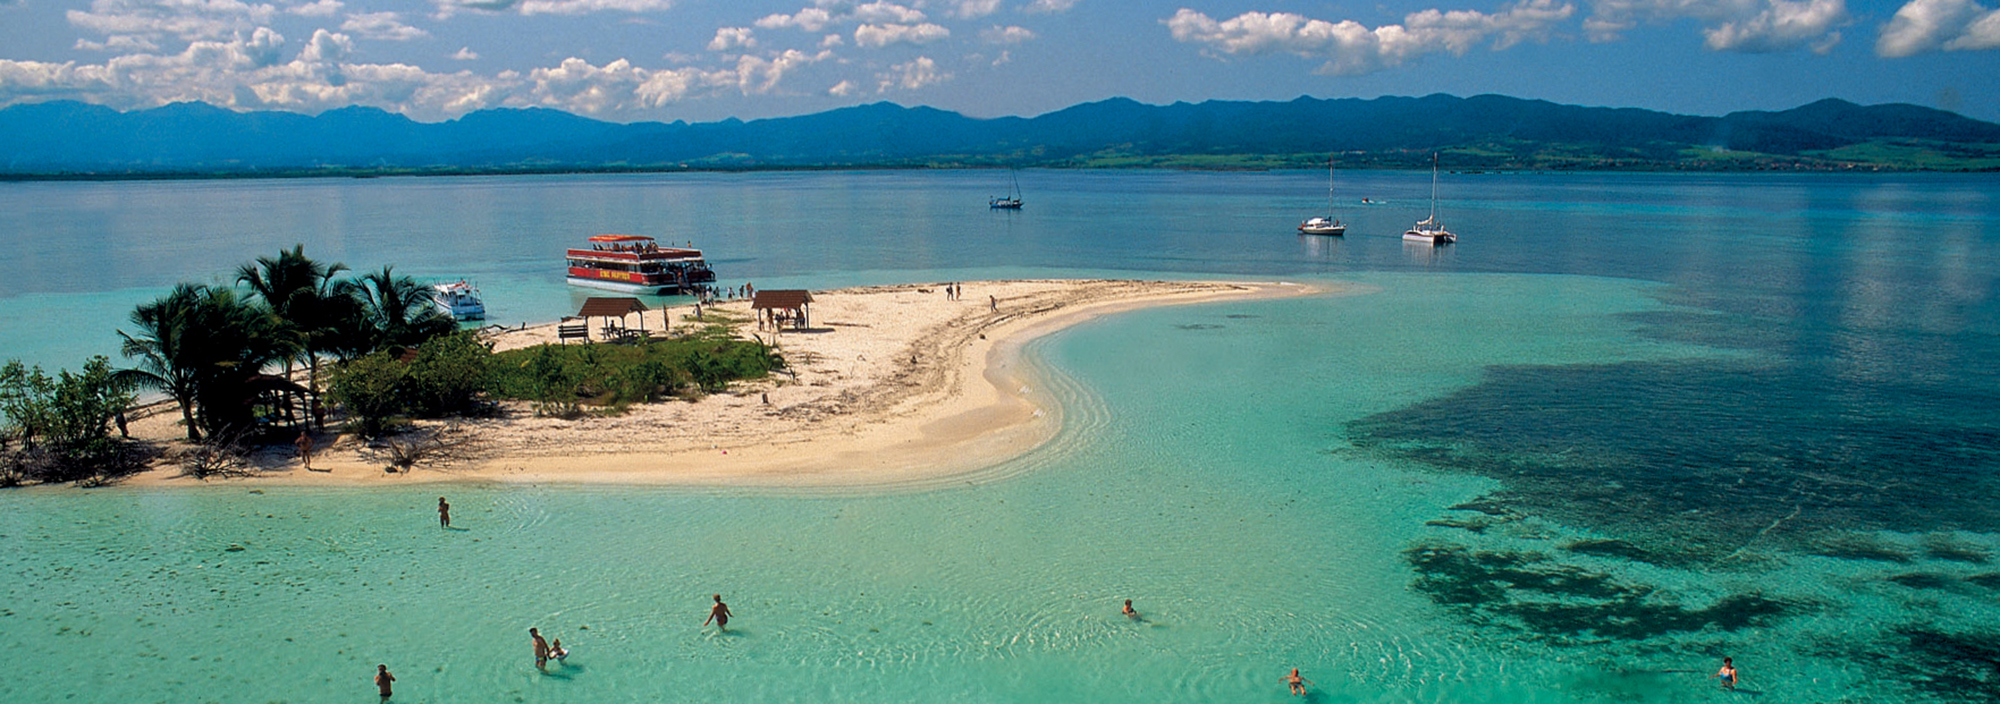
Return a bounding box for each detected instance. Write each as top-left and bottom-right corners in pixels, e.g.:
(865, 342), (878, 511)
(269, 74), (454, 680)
(117, 279), (1321, 490)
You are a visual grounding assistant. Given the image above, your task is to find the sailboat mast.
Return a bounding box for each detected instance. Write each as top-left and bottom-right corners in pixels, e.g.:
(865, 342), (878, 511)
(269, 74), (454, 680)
(1429, 152), (1439, 223)
(1326, 155), (1335, 219)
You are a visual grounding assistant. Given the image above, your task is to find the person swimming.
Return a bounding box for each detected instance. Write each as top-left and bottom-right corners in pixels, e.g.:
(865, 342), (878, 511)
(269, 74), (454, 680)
(1284, 667), (1312, 696)
(549, 638), (569, 662)
(1122, 599), (1139, 619)
(1717, 657), (1738, 690)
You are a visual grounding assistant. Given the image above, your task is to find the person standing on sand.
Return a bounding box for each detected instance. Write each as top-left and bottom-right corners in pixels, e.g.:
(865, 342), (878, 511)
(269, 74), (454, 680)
(705, 594), (733, 631)
(1284, 668), (1312, 696)
(295, 430), (314, 470)
(437, 497), (451, 528)
(531, 628), (551, 671)
(1717, 657), (1738, 690)
(989, 295), (998, 313)
(374, 664), (395, 700)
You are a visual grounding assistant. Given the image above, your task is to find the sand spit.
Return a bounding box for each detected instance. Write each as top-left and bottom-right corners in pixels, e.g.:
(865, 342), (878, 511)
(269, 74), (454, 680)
(123, 279), (1314, 489)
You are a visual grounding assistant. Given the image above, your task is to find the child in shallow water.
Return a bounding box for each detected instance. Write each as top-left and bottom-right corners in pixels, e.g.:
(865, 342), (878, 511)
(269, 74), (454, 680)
(549, 639), (569, 662)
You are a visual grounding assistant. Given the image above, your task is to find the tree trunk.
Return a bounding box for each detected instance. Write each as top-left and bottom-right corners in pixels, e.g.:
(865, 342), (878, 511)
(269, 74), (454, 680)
(179, 398), (201, 442)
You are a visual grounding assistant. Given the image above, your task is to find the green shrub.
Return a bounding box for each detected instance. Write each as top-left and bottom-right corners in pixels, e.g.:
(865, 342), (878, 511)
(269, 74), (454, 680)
(490, 336), (782, 410)
(0, 356), (139, 484)
(328, 351), (408, 436)
(403, 331), (491, 416)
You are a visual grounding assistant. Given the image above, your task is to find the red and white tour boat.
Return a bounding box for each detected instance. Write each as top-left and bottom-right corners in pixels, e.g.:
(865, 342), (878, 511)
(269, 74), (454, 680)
(565, 234), (717, 295)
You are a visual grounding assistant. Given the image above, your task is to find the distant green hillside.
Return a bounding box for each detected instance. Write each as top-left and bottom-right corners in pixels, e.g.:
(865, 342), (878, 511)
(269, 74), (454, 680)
(3, 94), (1998, 177)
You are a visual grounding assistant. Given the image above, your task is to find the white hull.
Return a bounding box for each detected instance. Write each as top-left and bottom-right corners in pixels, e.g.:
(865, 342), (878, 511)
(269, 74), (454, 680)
(566, 276), (680, 295)
(1299, 224), (1346, 236)
(435, 303), (486, 320)
(431, 282), (485, 321)
(1403, 229), (1456, 244)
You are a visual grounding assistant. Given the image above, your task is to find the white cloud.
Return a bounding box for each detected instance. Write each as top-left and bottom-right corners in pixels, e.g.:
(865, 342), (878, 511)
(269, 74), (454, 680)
(1584, 0), (1848, 51)
(1957, 6), (2000, 47)
(980, 25), (1036, 43)
(1165, 1), (1573, 75)
(853, 1), (924, 23)
(75, 35), (162, 52)
(299, 27), (350, 62)
(67, 0), (279, 43)
(827, 78), (857, 95)
(732, 48), (830, 94)
(990, 48), (1012, 64)
(876, 55), (945, 91)
(451, 46), (479, 60)
(1024, 0), (1077, 14)
(0, 60), (118, 102)
(431, 0), (671, 18)
(1701, 0), (1844, 52)
(0, 27), (494, 116)
(756, 7), (832, 31)
(855, 22), (948, 47)
(950, 0), (1001, 19)
(0, 44), (816, 120)
(820, 33), (845, 46)
(708, 26), (756, 51)
(759, 2), (924, 32)
(525, 56), (648, 112)
(342, 11), (430, 41)
(287, 0), (341, 16)
(1877, 0), (2000, 55)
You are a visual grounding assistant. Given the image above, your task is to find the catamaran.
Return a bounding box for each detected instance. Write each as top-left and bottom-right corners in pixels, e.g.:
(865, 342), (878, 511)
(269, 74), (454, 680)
(1403, 154), (1457, 245)
(1298, 155), (1346, 236)
(565, 234), (716, 295)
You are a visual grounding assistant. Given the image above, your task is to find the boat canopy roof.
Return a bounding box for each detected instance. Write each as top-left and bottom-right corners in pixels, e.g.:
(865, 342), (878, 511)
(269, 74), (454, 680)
(589, 234), (657, 243)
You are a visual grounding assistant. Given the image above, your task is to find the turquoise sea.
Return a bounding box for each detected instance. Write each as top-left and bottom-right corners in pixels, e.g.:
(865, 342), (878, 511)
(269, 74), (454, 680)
(2, 170), (1998, 703)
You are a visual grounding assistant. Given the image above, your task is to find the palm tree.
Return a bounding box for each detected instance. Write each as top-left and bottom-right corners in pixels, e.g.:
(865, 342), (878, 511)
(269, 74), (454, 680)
(237, 244), (356, 394)
(116, 284), (284, 441)
(348, 266), (457, 351)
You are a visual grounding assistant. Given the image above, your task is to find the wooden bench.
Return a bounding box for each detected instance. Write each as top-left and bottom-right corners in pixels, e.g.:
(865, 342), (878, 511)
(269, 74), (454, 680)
(557, 321), (589, 344)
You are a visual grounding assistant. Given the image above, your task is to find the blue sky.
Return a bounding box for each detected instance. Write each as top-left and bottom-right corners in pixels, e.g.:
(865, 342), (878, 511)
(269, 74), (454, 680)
(1, 0), (1996, 123)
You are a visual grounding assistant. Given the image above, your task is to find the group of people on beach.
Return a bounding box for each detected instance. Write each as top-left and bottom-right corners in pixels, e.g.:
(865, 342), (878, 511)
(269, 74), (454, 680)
(940, 282), (1001, 313)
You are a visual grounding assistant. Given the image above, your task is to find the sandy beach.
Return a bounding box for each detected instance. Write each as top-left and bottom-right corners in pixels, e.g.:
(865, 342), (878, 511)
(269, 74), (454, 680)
(122, 279), (1312, 488)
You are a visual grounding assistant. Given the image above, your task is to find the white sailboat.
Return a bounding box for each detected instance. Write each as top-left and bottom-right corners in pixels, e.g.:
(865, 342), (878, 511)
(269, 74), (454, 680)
(1403, 153), (1457, 245)
(1298, 155), (1346, 236)
(989, 170), (1023, 209)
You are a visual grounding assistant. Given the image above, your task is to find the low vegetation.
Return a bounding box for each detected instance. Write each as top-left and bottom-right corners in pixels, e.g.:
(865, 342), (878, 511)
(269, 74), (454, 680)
(0, 356), (146, 485)
(328, 316), (783, 433)
(489, 324), (784, 415)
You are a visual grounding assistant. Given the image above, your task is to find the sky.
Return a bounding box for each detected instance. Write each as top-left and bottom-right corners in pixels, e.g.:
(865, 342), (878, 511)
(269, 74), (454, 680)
(0, 0), (1996, 124)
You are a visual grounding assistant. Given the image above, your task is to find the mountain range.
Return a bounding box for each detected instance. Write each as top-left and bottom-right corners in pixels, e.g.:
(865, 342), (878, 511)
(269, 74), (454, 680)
(3, 93), (1998, 176)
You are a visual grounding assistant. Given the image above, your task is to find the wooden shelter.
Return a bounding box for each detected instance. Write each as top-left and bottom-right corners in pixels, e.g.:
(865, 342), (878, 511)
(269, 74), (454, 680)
(242, 373), (314, 432)
(576, 296), (651, 340)
(752, 290), (814, 329)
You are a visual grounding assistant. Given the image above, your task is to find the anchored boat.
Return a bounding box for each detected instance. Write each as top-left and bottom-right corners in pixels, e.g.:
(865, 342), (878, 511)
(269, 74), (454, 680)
(1403, 154), (1457, 245)
(1298, 155), (1346, 236)
(430, 280), (485, 321)
(565, 234), (716, 295)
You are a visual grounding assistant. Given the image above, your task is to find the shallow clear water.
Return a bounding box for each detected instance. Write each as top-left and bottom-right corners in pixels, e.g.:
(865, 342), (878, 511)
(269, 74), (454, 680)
(2, 170), (1999, 703)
